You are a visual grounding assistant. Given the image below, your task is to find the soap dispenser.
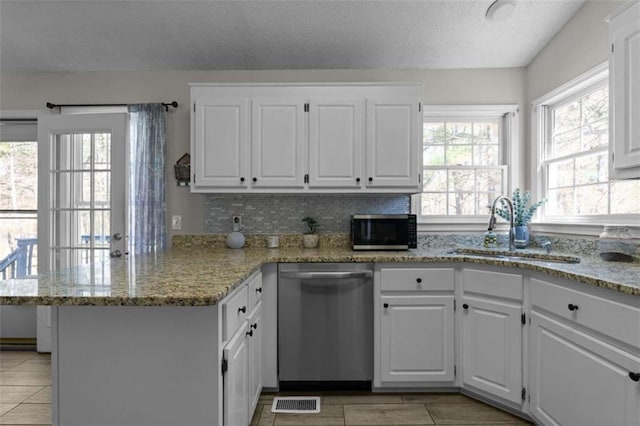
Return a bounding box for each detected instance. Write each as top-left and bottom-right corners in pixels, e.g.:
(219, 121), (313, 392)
(226, 216), (245, 249)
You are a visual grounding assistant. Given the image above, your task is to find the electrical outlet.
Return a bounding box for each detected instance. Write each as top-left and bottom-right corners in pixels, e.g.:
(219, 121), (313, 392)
(171, 215), (182, 230)
(232, 215), (242, 231)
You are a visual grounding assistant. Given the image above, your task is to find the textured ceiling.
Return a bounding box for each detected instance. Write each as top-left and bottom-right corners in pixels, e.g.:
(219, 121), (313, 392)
(0, 0), (586, 72)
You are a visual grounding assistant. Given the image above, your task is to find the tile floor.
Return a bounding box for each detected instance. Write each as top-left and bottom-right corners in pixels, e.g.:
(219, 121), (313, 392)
(252, 392), (532, 426)
(0, 351), (532, 426)
(0, 351), (52, 425)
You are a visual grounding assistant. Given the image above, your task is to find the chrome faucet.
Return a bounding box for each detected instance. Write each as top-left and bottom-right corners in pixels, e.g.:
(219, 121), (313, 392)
(488, 195), (515, 251)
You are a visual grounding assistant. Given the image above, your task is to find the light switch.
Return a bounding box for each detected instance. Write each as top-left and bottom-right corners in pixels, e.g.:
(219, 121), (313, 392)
(171, 215), (182, 230)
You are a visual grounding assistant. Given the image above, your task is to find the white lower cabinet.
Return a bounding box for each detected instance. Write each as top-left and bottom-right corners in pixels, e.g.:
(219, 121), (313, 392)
(529, 311), (640, 426)
(380, 295), (455, 383)
(375, 266), (455, 387)
(223, 321), (250, 426)
(460, 268), (523, 406)
(221, 272), (263, 426)
(247, 302), (263, 418)
(528, 275), (640, 426)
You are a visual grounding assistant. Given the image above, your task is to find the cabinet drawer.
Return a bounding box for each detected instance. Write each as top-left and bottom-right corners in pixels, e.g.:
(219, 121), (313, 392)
(248, 271), (263, 311)
(222, 284), (249, 341)
(530, 277), (640, 348)
(462, 268), (523, 301)
(380, 267), (454, 291)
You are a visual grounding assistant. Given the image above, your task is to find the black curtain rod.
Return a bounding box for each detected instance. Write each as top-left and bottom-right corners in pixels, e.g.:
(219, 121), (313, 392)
(46, 101), (178, 112)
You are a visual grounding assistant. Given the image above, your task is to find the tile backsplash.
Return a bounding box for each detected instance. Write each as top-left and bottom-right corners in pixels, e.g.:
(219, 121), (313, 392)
(205, 194), (410, 234)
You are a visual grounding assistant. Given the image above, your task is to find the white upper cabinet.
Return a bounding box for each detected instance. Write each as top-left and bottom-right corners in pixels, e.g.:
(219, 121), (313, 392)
(308, 98), (363, 188)
(193, 97), (249, 188)
(366, 98), (422, 188)
(609, 0), (640, 179)
(251, 98), (306, 188)
(190, 84), (423, 193)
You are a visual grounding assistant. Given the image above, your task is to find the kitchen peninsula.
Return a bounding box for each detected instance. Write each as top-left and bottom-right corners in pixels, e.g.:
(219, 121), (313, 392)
(1, 238), (639, 426)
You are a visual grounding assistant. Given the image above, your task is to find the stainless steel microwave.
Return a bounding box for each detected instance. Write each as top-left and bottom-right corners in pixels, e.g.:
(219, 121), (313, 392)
(350, 214), (417, 250)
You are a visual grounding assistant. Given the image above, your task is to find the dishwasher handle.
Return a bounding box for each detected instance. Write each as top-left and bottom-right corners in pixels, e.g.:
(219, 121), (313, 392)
(279, 271), (373, 280)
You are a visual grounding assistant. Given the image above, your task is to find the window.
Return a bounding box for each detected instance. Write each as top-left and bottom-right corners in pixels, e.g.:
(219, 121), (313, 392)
(416, 105), (517, 227)
(0, 120), (38, 277)
(535, 64), (640, 225)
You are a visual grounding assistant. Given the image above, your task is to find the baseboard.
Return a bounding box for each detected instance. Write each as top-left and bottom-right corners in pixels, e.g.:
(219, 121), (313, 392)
(0, 337), (37, 351)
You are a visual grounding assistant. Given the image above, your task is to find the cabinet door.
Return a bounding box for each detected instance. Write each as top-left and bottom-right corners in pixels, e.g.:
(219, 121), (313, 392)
(530, 311), (640, 426)
(251, 98), (306, 188)
(193, 97), (249, 188)
(610, 1), (640, 178)
(308, 99), (363, 188)
(223, 322), (249, 426)
(247, 302), (263, 419)
(379, 295), (454, 383)
(461, 296), (522, 404)
(365, 98), (421, 189)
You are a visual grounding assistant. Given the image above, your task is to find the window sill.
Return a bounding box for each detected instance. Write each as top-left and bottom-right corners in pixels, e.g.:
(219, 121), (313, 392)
(531, 221), (640, 238)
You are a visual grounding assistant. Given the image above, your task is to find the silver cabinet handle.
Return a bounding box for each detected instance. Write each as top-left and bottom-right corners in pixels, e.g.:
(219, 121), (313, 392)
(279, 271), (372, 280)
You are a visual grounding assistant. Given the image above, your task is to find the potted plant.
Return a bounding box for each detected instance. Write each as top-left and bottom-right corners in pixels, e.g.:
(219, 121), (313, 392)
(495, 189), (545, 249)
(302, 216), (319, 248)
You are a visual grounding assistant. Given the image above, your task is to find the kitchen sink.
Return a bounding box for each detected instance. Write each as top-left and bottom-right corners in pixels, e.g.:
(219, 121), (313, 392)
(449, 248), (581, 264)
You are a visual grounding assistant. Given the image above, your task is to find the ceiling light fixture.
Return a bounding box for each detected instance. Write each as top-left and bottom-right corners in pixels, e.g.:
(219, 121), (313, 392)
(485, 0), (516, 23)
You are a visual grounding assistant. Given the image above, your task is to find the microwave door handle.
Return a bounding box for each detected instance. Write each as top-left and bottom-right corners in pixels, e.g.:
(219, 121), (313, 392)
(279, 271), (373, 280)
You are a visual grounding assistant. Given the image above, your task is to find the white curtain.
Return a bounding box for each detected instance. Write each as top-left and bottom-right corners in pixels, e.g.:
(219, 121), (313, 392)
(128, 104), (166, 254)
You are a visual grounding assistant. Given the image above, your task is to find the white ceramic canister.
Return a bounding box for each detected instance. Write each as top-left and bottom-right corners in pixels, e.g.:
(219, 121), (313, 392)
(226, 231), (245, 249)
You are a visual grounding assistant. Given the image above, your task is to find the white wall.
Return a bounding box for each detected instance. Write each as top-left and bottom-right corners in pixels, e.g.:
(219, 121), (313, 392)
(0, 68), (526, 239)
(0, 306), (36, 337)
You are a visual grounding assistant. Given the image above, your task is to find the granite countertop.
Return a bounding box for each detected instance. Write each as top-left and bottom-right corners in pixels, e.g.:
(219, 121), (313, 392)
(0, 243), (639, 306)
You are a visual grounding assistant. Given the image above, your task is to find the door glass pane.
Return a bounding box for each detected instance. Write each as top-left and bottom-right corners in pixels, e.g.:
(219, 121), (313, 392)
(95, 133), (111, 169)
(94, 210), (110, 246)
(81, 171), (92, 205)
(48, 130), (115, 270)
(94, 172), (111, 204)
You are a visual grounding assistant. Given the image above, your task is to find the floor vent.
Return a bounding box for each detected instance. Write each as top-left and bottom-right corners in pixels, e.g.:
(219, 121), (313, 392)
(271, 396), (321, 414)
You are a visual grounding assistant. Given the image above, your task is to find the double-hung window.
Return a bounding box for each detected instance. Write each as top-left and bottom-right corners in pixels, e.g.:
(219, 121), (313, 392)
(0, 119), (38, 277)
(415, 105), (518, 229)
(534, 64), (640, 230)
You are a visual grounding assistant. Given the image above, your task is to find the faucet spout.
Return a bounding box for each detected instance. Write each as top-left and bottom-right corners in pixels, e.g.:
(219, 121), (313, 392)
(489, 195), (515, 251)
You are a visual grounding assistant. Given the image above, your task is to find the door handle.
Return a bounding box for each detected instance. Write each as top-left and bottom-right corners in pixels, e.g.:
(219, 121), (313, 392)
(110, 250), (122, 258)
(112, 233), (123, 241)
(279, 271), (373, 280)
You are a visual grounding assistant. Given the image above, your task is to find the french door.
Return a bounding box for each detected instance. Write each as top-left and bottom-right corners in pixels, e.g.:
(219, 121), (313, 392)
(36, 113), (127, 351)
(37, 113), (127, 271)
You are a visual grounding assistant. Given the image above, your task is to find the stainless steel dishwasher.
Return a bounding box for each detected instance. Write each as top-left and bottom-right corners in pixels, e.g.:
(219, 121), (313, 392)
(278, 263), (373, 391)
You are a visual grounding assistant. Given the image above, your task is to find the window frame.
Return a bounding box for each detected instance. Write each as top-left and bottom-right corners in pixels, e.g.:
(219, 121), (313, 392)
(414, 105), (519, 232)
(530, 62), (639, 237)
